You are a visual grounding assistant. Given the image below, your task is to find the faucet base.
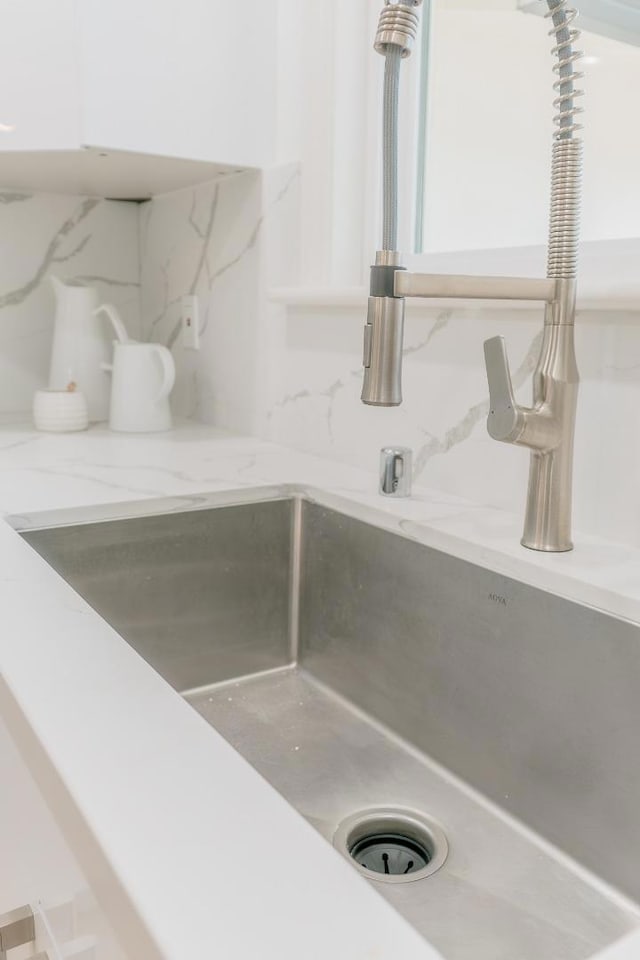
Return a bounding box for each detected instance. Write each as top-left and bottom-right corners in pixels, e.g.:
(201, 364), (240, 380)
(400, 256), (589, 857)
(520, 537), (573, 553)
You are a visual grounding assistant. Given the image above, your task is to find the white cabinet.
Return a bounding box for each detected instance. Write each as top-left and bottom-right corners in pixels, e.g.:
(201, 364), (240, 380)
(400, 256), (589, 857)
(0, 716), (127, 960)
(0, 0), (278, 197)
(0, 0), (80, 153)
(78, 0), (278, 169)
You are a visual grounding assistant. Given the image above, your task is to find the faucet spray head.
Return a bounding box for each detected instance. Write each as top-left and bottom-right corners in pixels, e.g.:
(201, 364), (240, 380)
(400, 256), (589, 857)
(361, 296), (405, 406)
(361, 251), (406, 406)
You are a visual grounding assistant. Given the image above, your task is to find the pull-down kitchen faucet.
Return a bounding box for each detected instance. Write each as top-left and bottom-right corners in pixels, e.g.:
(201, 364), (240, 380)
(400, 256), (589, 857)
(362, 0), (583, 552)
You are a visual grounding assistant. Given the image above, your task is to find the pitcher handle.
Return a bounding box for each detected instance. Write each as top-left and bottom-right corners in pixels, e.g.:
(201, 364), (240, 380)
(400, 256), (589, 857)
(152, 345), (176, 400)
(94, 303), (130, 344)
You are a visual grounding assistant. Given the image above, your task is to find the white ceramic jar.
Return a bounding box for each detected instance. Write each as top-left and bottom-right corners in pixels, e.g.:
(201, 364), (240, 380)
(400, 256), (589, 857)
(33, 389), (89, 433)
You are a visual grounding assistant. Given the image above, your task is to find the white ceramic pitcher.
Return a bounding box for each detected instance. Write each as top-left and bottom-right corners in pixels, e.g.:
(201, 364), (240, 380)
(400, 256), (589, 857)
(95, 304), (176, 433)
(48, 277), (112, 421)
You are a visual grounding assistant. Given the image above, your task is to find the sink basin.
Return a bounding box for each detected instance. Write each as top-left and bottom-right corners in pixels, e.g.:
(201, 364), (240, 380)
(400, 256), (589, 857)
(14, 488), (640, 960)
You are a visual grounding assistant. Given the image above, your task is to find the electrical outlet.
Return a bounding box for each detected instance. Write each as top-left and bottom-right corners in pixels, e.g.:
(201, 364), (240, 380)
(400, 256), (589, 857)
(181, 295), (200, 350)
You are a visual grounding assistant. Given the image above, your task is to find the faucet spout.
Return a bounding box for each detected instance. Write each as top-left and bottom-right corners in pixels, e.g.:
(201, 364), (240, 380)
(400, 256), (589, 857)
(362, 0), (584, 551)
(484, 305), (579, 552)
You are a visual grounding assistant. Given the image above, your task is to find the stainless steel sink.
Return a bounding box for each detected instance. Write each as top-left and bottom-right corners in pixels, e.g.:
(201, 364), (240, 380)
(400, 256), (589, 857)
(13, 488), (640, 960)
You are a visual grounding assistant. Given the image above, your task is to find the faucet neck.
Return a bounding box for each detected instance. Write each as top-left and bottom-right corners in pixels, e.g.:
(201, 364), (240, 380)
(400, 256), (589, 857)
(545, 278), (577, 325)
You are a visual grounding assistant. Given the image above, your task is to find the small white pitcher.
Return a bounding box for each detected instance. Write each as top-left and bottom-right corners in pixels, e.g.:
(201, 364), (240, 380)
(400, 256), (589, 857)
(96, 304), (176, 433)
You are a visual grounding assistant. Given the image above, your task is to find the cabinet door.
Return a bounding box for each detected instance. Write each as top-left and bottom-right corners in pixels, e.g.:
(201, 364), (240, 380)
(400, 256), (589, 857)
(77, 0), (278, 168)
(0, 717), (127, 960)
(0, 0), (80, 152)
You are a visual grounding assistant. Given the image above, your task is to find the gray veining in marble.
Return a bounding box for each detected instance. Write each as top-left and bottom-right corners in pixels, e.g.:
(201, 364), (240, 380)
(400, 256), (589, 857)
(0, 191), (31, 205)
(0, 199), (99, 310)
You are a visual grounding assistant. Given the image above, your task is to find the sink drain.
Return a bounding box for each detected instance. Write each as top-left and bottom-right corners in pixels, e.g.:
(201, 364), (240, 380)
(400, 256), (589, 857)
(351, 832), (431, 876)
(333, 807), (448, 884)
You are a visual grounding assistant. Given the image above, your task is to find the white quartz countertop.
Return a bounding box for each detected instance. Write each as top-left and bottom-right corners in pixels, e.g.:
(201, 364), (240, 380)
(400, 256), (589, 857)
(0, 419), (638, 960)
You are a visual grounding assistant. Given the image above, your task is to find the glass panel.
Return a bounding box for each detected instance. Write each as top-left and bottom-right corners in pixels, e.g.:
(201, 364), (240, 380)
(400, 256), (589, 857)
(414, 0), (640, 253)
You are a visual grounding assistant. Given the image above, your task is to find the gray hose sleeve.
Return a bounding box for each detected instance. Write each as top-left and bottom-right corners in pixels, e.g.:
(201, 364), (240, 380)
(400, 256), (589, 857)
(382, 49), (401, 251)
(380, 0), (418, 251)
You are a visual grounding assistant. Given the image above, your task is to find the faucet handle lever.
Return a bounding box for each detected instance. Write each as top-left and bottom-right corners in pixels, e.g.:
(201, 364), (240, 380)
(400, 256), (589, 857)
(483, 336), (522, 442)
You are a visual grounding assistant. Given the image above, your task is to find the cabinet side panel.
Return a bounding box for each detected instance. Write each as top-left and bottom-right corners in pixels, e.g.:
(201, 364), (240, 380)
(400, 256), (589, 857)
(0, 715), (128, 959)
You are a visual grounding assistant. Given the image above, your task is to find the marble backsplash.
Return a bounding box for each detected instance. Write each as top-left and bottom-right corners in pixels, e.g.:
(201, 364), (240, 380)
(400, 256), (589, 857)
(0, 167), (300, 429)
(139, 165), (300, 433)
(134, 164), (640, 549)
(0, 189), (140, 413)
(138, 158), (640, 547)
(265, 299), (640, 548)
(2, 171), (640, 549)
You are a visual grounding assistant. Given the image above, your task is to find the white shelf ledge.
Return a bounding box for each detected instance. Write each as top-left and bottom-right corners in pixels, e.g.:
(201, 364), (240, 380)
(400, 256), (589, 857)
(270, 239), (640, 313)
(0, 146), (248, 200)
(269, 286), (640, 312)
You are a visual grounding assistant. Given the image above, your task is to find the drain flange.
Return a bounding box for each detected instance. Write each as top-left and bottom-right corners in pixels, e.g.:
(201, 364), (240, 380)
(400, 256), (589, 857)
(333, 807), (448, 884)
